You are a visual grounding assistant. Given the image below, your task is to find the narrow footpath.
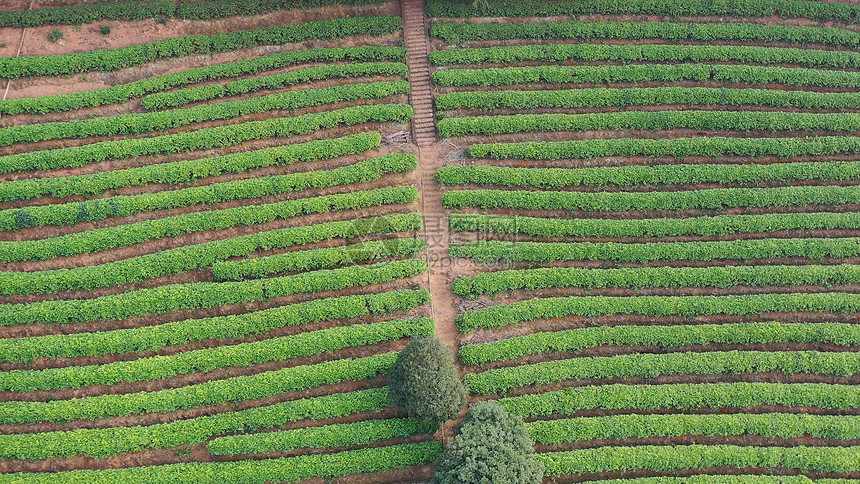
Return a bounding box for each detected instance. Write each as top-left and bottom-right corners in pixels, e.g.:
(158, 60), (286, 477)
(401, 0), (460, 350)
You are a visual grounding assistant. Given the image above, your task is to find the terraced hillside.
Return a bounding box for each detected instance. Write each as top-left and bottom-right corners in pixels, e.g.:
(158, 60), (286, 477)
(428, 0), (860, 481)
(0, 1), (442, 482)
(5, 0), (860, 482)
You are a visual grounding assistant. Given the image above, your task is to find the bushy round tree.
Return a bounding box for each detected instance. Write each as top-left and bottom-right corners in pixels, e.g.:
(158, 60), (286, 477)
(433, 401), (544, 484)
(388, 336), (466, 425)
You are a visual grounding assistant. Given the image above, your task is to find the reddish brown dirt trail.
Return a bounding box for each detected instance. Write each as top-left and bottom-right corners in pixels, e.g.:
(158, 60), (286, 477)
(402, 0), (434, 147)
(402, 0), (461, 351)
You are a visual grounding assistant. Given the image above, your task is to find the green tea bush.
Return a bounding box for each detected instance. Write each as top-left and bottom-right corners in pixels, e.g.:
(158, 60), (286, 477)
(0, 16), (402, 78)
(456, 293), (860, 332)
(0, 47), (404, 114)
(0, 388), (389, 460)
(466, 350), (860, 395)
(449, 238), (860, 265)
(425, 0), (860, 22)
(0, 442), (442, 484)
(0, 289), (429, 362)
(498, 382), (860, 418)
(449, 212), (860, 239)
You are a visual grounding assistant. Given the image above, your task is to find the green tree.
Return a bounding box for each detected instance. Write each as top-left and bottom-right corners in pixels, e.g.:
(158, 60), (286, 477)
(388, 336), (466, 425)
(433, 401), (544, 484)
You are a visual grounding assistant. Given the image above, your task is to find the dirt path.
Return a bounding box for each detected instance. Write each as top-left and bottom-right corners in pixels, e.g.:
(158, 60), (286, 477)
(402, 0), (462, 352)
(402, 0), (434, 147)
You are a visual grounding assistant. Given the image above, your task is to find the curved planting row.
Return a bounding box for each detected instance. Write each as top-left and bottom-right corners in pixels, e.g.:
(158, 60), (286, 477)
(437, 111), (860, 137)
(141, 62), (408, 110)
(436, 87), (860, 112)
(455, 293), (860, 332)
(449, 238), (860, 264)
(0, 132), (382, 202)
(431, 21), (860, 48)
(1, 186), (417, 262)
(425, 0), (860, 21)
(0, 6), (440, 482)
(0, 47), (405, 115)
(432, 1), (860, 481)
(0, 442), (442, 484)
(1, 81), (408, 146)
(460, 322), (860, 365)
(3, 153), (416, 230)
(433, 64), (860, 89)
(0, 104), (413, 173)
(0, 0), (385, 27)
(0, 16), (403, 78)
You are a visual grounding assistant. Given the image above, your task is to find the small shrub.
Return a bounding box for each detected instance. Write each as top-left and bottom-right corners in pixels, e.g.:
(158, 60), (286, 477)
(14, 210), (34, 229)
(155, 15), (168, 24)
(46, 29), (63, 43)
(100, 25), (111, 35)
(388, 336), (466, 425)
(433, 402), (544, 484)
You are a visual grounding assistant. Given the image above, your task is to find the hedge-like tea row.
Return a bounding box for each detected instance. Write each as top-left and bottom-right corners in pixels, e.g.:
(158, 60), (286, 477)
(1, 258), (428, 326)
(1, 81), (408, 146)
(0, 289), (429, 363)
(449, 238), (860, 265)
(527, 413), (860, 444)
(456, 293), (860, 332)
(0, 47), (405, 115)
(0, 442), (442, 484)
(0, 104), (413, 174)
(465, 350), (860, 395)
(436, 162), (860, 189)
(0, 0), (387, 27)
(498, 382), (860, 418)
(0, 132), (380, 202)
(572, 478), (853, 484)
(176, 0), (385, 20)
(4, 153), (415, 231)
(429, 43), (860, 69)
(0, 352), (397, 424)
(460, 322), (860, 365)
(0, 387), (389, 460)
(425, 0), (860, 22)
(212, 238), (428, 281)
(453, 264), (860, 298)
(437, 111), (860, 137)
(449, 212), (860, 239)
(0, 185), (417, 263)
(0, 16), (403, 78)
(1, 317), (434, 392)
(431, 21), (860, 48)
(436, 87), (860, 112)
(467, 136), (860, 161)
(539, 445), (860, 476)
(5, 152), (414, 231)
(442, 186), (860, 213)
(0, 1), (173, 27)
(433, 64), (860, 89)
(142, 62), (408, 110)
(1, 214), (422, 295)
(208, 418), (432, 455)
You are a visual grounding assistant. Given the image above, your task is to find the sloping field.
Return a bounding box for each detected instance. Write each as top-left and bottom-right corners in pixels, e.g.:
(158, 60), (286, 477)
(4, 0), (860, 482)
(428, 0), (860, 481)
(0, 1), (442, 482)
